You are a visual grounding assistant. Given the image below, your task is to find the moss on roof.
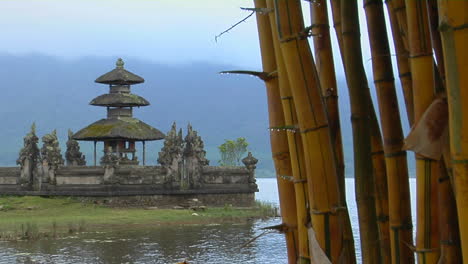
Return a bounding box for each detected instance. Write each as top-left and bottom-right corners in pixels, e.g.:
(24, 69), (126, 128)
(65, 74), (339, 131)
(90, 93), (150, 107)
(72, 117), (165, 141)
(95, 58), (144, 85)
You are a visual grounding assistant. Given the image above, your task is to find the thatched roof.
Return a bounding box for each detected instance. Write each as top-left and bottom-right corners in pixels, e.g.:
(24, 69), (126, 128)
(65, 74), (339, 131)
(90, 93), (150, 107)
(72, 117), (164, 141)
(95, 58), (144, 85)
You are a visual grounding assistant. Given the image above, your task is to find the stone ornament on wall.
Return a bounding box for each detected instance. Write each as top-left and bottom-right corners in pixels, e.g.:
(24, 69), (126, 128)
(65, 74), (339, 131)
(158, 122), (184, 188)
(41, 130), (64, 185)
(16, 123), (41, 188)
(65, 129), (86, 166)
(158, 122), (212, 189)
(242, 152), (258, 184)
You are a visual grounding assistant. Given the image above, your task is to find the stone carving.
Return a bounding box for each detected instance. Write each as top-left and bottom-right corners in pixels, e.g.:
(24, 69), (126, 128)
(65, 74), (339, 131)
(158, 122), (184, 187)
(16, 123), (41, 187)
(184, 124), (209, 188)
(102, 147), (119, 184)
(41, 130), (64, 185)
(65, 130), (86, 166)
(242, 152), (258, 184)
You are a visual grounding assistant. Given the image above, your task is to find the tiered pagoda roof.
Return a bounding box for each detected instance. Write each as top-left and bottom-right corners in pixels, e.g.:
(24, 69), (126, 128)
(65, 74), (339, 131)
(73, 58), (164, 142)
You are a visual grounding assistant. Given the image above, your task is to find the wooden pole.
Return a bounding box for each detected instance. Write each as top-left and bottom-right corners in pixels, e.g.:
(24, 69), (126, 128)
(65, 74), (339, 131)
(143, 141), (146, 166)
(94, 141), (97, 166)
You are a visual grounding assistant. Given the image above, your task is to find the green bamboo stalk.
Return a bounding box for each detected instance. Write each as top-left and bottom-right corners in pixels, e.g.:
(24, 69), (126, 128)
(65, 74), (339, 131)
(340, 0), (381, 262)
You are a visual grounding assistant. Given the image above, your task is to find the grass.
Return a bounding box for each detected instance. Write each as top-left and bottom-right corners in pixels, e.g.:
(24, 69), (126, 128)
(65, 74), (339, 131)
(0, 196), (277, 240)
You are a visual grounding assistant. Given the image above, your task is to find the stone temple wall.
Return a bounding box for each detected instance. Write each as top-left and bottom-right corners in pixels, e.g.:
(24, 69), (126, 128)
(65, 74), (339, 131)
(3, 123), (259, 207)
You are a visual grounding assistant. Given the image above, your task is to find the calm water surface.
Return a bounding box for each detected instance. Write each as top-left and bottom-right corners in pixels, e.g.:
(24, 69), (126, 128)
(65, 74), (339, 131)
(0, 178), (416, 264)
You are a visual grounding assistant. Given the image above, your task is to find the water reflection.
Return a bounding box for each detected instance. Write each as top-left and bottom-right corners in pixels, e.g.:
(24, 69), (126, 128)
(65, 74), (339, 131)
(1, 218), (287, 264)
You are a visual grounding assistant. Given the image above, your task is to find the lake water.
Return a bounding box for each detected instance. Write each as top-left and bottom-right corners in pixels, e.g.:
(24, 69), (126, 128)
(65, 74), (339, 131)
(0, 178), (417, 264)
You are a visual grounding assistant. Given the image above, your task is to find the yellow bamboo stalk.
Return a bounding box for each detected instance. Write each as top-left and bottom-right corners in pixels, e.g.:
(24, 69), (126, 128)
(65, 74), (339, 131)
(264, 5), (316, 263)
(309, 2), (356, 262)
(426, 0), (446, 86)
(309, 0), (344, 196)
(273, 0), (354, 262)
(405, 1), (441, 263)
(385, 0), (415, 126)
(252, 2), (300, 262)
(340, 0), (381, 262)
(438, 0), (468, 261)
(438, 159), (462, 263)
(363, 1), (414, 263)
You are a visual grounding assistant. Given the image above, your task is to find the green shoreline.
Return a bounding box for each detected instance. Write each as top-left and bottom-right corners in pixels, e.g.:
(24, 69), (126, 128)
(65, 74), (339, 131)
(0, 196), (277, 240)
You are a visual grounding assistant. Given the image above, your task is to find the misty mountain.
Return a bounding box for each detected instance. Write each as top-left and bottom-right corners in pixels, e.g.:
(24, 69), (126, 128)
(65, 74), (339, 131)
(0, 54), (413, 177)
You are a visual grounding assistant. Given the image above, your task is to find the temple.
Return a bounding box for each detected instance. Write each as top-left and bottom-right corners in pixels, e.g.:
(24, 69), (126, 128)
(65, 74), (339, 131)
(72, 58), (164, 166)
(0, 59), (258, 207)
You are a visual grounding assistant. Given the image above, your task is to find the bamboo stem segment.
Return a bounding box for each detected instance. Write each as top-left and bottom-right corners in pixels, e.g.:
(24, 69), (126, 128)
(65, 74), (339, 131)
(438, 0), (468, 261)
(273, 0), (354, 262)
(252, 2), (300, 262)
(363, 1), (414, 263)
(405, 0), (441, 262)
(340, 1), (381, 262)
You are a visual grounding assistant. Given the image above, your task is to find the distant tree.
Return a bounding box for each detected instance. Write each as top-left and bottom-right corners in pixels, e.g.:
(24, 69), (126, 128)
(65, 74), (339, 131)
(218, 137), (248, 166)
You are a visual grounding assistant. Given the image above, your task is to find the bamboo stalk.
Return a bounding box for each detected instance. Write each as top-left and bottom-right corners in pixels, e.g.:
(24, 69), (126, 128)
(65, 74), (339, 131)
(310, 0), (344, 197)
(438, 0), (468, 261)
(252, 2), (301, 262)
(363, 1), (414, 263)
(426, 0), (446, 87)
(265, 5), (316, 262)
(309, 2), (356, 262)
(385, 0), (415, 126)
(339, 0), (381, 262)
(405, 1), (441, 262)
(273, 0), (354, 262)
(438, 158), (462, 263)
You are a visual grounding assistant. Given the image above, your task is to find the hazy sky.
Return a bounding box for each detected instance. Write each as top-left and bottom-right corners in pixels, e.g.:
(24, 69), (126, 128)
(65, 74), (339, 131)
(0, 0), (268, 68)
(0, 0), (387, 78)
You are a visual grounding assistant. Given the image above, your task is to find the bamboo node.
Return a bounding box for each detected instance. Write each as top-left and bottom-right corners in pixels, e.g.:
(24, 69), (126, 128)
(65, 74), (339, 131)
(440, 239), (457, 246)
(269, 125), (299, 133)
(277, 175), (294, 181)
(281, 96), (293, 100)
(301, 124), (328, 134)
(377, 215), (389, 222)
(384, 150), (406, 158)
(399, 72), (412, 78)
(390, 223), (413, 230)
(414, 247), (440, 253)
(350, 114), (370, 121)
(371, 150), (384, 156)
(451, 159), (468, 164)
(293, 179), (307, 184)
(304, 0), (321, 5)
